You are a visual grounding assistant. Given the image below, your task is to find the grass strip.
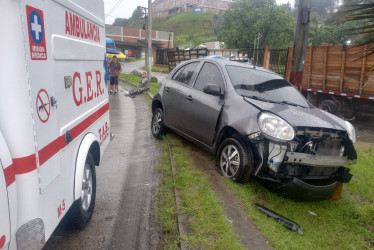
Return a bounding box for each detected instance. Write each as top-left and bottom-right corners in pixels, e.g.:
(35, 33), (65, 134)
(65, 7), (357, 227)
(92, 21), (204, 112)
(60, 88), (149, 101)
(225, 145), (374, 249)
(119, 73), (160, 96)
(168, 136), (243, 250)
(141, 65), (170, 74)
(127, 58), (144, 63)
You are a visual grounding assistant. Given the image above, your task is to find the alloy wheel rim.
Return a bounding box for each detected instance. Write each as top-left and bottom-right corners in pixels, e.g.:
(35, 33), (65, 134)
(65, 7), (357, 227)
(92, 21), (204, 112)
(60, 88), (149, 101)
(153, 112), (161, 134)
(220, 145), (240, 177)
(81, 163), (93, 211)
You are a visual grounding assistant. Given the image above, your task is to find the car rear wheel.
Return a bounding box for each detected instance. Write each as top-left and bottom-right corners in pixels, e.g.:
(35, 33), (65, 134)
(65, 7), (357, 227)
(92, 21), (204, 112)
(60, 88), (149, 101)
(217, 138), (249, 183)
(151, 108), (166, 139)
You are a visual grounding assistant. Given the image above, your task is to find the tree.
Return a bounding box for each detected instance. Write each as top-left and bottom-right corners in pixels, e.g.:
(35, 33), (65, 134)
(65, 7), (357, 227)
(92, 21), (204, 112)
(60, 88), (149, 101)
(279, 1), (293, 16)
(336, 2), (374, 67)
(294, 0), (339, 19)
(308, 11), (361, 46)
(217, 0), (295, 50)
(113, 18), (129, 26)
(112, 6), (144, 26)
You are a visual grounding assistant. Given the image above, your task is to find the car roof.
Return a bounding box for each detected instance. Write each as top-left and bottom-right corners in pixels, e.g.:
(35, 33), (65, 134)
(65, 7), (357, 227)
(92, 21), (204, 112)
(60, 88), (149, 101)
(189, 58), (280, 76)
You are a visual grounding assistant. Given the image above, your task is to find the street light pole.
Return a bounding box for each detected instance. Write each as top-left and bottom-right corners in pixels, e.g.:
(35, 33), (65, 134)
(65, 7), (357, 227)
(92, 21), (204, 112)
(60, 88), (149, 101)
(147, 0), (152, 78)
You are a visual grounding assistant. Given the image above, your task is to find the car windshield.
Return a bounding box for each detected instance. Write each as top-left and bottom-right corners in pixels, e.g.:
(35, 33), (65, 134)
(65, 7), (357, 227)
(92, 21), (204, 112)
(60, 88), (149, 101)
(226, 65), (310, 107)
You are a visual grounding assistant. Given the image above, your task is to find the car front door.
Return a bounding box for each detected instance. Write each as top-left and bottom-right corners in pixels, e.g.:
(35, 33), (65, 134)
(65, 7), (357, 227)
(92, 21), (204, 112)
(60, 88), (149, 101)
(162, 62), (200, 129)
(179, 62), (225, 146)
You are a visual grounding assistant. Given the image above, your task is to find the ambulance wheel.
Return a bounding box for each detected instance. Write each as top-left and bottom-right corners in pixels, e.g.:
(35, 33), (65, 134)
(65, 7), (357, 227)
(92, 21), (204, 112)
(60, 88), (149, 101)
(72, 152), (96, 229)
(151, 108), (166, 139)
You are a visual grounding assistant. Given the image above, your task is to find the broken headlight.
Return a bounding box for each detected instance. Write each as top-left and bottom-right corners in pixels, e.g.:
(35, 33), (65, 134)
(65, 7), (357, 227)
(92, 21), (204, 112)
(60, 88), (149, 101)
(258, 112), (295, 141)
(344, 120), (356, 144)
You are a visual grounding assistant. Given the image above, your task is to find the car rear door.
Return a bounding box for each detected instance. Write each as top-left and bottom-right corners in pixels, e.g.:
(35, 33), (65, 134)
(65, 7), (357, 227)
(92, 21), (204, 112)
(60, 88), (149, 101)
(179, 62), (225, 146)
(162, 62), (200, 129)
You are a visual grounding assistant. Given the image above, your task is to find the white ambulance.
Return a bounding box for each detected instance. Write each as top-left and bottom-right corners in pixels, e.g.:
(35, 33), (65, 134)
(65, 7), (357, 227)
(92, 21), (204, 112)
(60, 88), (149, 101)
(0, 0), (110, 249)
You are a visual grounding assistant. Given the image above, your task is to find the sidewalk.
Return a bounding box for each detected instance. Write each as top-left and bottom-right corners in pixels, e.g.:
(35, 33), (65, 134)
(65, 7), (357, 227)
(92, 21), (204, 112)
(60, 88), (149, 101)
(120, 59), (168, 83)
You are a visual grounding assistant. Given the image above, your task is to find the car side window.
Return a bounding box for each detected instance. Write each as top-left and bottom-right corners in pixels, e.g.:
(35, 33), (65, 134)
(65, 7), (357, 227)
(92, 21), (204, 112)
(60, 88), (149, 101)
(172, 62), (199, 85)
(194, 62), (224, 91)
(172, 65), (185, 81)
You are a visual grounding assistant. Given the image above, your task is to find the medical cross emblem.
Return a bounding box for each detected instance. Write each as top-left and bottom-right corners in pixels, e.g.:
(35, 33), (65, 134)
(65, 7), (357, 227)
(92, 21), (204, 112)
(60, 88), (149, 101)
(31, 14), (42, 42)
(26, 5), (47, 60)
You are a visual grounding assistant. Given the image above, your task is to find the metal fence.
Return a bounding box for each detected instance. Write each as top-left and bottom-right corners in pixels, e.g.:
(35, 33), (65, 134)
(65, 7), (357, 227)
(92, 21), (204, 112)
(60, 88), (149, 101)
(156, 47), (290, 77)
(167, 48), (208, 71)
(269, 49), (289, 77)
(247, 48), (289, 77)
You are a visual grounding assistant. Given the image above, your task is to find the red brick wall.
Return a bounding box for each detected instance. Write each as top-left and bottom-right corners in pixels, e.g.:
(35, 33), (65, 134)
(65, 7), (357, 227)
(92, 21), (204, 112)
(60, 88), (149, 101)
(123, 27), (139, 37)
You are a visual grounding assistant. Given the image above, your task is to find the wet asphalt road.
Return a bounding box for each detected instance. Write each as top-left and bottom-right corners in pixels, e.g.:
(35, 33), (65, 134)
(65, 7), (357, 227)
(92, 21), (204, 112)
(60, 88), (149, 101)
(44, 82), (161, 249)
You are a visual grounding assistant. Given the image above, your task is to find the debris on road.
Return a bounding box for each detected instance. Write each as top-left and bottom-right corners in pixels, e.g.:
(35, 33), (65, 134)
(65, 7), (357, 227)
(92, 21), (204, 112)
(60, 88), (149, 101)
(308, 211), (318, 217)
(253, 203), (304, 235)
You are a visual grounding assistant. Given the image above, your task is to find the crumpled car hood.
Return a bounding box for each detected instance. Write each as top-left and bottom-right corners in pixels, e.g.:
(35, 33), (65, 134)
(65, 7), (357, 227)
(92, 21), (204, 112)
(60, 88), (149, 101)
(244, 97), (347, 131)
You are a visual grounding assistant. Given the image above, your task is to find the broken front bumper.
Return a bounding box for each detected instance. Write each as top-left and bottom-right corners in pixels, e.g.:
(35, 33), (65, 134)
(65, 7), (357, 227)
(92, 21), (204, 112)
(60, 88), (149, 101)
(262, 177), (337, 201)
(284, 152), (356, 167)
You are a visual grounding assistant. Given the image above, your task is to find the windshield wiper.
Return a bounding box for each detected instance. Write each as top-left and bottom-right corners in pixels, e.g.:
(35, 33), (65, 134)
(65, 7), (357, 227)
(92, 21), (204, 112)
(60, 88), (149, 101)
(279, 101), (307, 108)
(243, 96), (307, 107)
(242, 95), (276, 103)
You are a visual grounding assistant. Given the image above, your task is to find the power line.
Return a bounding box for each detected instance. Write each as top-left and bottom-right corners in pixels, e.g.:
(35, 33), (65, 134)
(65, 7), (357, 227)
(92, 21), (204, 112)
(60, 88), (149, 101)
(106, 0), (124, 17)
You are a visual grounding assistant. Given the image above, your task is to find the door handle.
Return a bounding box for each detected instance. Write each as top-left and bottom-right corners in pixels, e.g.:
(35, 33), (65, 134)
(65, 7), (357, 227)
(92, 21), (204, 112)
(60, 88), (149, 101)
(186, 95), (193, 101)
(165, 87), (170, 92)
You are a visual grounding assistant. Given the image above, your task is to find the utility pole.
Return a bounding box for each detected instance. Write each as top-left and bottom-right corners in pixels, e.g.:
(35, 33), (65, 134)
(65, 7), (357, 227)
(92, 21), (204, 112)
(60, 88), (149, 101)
(290, 0), (309, 89)
(147, 0), (152, 78)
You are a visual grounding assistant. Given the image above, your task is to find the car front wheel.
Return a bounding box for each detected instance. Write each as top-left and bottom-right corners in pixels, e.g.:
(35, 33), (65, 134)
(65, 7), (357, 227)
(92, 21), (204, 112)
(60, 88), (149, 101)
(151, 108), (166, 139)
(217, 138), (250, 183)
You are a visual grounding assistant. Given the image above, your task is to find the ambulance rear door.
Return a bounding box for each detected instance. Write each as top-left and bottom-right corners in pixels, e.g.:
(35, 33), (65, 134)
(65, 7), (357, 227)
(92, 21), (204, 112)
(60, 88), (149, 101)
(21, 1), (61, 191)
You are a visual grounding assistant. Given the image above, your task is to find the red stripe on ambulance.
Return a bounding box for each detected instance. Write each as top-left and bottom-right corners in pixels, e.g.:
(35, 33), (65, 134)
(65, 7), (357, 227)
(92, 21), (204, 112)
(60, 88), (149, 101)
(4, 164), (16, 187)
(5, 102), (109, 187)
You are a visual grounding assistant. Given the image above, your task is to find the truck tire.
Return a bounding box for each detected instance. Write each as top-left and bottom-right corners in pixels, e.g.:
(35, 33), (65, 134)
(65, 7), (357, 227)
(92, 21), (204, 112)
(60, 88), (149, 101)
(307, 92), (318, 106)
(71, 152), (96, 229)
(318, 100), (337, 114)
(216, 138), (250, 183)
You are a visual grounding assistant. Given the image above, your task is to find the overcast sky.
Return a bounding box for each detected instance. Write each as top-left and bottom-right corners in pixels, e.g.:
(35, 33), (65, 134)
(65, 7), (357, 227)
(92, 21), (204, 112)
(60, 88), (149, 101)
(104, 0), (294, 24)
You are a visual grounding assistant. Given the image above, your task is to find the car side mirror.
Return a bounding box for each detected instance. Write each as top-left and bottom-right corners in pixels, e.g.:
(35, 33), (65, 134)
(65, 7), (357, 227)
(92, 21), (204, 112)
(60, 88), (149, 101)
(203, 84), (224, 98)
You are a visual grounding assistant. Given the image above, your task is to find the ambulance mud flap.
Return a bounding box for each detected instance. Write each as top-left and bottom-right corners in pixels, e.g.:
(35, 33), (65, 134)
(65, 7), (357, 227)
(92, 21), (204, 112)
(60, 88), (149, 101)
(16, 218), (45, 250)
(74, 133), (99, 201)
(253, 203), (304, 235)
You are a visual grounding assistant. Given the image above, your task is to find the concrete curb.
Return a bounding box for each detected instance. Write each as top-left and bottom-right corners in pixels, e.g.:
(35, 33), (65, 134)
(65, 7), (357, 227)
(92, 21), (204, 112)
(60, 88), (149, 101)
(167, 142), (189, 250)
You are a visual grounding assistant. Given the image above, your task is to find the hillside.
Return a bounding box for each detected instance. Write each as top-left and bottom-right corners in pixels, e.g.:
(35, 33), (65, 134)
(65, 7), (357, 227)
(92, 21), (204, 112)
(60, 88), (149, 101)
(128, 12), (218, 48)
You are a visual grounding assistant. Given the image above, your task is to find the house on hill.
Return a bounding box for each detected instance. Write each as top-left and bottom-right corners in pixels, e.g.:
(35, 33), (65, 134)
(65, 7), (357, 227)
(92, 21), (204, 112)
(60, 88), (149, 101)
(105, 25), (173, 58)
(152, 0), (234, 17)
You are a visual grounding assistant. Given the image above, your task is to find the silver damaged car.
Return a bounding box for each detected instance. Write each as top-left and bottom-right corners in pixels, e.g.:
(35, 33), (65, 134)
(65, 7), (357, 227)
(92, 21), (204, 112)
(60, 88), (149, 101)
(151, 58), (357, 201)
